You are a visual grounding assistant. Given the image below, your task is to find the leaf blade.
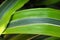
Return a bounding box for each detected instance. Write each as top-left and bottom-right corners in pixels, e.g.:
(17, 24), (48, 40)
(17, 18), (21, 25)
(0, 0), (29, 35)
(3, 8), (60, 37)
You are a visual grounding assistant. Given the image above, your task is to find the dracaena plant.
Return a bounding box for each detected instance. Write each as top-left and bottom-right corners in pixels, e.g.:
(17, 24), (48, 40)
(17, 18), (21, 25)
(0, 0), (60, 40)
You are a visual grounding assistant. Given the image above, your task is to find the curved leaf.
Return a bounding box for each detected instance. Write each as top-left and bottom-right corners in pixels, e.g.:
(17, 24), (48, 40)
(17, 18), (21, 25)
(12, 8), (60, 20)
(3, 8), (60, 37)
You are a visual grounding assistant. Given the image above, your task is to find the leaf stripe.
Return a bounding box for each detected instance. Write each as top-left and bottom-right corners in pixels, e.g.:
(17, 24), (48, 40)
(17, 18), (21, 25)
(3, 24), (60, 37)
(8, 18), (60, 28)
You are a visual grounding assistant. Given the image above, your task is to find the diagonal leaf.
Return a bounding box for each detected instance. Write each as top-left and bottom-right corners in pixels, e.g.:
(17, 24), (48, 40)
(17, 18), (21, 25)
(3, 8), (60, 37)
(0, 0), (29, 35)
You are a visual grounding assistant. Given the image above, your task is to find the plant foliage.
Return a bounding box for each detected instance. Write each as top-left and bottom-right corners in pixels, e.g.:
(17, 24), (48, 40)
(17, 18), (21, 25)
(0, 0), (60, 40)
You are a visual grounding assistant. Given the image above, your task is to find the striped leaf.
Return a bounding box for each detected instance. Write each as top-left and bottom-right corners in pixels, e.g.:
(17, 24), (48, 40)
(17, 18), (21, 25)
(0, 0), (29, 35)
(3, 8), (60, 37)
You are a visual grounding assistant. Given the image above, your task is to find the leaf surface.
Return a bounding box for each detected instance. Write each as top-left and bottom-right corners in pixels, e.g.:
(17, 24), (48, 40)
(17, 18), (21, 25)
(3, 8), (60, 37)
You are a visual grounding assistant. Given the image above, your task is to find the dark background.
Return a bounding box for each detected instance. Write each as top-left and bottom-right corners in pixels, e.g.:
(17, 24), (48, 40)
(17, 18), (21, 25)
(0, 0), (60, 10)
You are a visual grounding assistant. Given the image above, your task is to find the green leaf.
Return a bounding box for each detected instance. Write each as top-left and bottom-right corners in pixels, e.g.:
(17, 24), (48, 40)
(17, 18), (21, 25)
(0, 0), (29, 35)
(12, 8), (60, 20)
(3, 8), (60, 37)
(43, 0), (60, 5)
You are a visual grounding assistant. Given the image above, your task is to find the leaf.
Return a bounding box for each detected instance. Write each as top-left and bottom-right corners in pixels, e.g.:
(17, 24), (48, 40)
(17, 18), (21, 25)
(43, 0), (60, 5)
(4, 34), (50, 40)
(3, 8), (60, 37)
(12, 8), (60, 20)
(8, 34), (36, 40)
(0, 0), (29, 35)
(44, 37), (60, 40)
